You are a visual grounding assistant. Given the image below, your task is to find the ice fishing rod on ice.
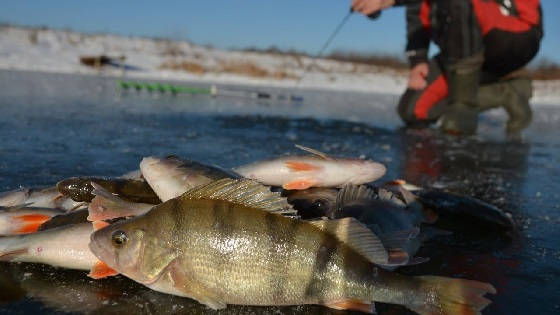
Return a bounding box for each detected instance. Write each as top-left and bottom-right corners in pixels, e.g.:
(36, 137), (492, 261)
(116, 80), (303, 102)
(295, 8), (381, 87)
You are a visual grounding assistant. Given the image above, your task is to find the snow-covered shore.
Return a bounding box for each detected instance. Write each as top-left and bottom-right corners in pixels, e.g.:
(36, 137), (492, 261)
(1, 26), (558, 105)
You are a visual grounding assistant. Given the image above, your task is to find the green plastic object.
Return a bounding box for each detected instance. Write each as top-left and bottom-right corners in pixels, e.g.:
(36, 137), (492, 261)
(117, 80), (211, 95)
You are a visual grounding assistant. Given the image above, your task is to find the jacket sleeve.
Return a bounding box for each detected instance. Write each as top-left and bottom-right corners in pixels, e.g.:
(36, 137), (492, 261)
(404, 2), (430, 67)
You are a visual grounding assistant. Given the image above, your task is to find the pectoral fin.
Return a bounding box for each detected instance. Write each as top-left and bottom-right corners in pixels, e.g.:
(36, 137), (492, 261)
(137, 234), (179, 284)
(13, 214), (52, 234)
(285, 161), (320, 172)
(283, 179), (316, 190)
(168, 261), (227, 310)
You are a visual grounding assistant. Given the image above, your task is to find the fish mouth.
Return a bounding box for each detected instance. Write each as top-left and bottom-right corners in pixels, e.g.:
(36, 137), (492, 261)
(89, 229), (118, 270)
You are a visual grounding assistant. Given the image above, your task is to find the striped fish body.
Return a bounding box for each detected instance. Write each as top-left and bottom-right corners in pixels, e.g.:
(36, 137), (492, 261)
(175, 199), (382, 305)
(90, 179), (496, 314)
(91, 197), (381, 307)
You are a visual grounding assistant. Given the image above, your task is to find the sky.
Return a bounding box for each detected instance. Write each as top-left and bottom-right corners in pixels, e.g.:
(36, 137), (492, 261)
(1, 0), (559, 63)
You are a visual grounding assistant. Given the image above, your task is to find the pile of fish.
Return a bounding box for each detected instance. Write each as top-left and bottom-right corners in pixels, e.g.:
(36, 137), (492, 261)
(0, 146), (514, 314)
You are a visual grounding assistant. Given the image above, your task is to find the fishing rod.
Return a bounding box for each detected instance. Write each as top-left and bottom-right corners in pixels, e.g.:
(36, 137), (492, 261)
(295, 8), (381, 87)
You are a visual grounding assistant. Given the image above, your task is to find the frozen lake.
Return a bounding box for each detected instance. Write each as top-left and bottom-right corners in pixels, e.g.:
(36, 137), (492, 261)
(0, 70), (559, 314)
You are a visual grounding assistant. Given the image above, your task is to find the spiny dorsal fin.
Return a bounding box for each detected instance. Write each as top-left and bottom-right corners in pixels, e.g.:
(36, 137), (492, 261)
(181, 178), (296, 215)
(310, 217), (389, 265)
(294, 144), (331, 160)
(377, 188), (406, 207)
(398, 186), (418, 205)
(335, 184), (375, 211)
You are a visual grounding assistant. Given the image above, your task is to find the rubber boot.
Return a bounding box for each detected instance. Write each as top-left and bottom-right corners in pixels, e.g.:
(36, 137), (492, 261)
(439, 53), (484, 135)
(477, 78), (533, 137)
(503, 78), (533, 137)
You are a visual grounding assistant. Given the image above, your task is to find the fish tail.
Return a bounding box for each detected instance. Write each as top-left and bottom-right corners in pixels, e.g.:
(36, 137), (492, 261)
(88, 183), (135, 221)
(407, 276), (496, 315)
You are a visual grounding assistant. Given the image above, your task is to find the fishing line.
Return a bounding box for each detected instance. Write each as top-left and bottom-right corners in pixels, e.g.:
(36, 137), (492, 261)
(294, 9), (381, 88)
(294, 10), (353, 87)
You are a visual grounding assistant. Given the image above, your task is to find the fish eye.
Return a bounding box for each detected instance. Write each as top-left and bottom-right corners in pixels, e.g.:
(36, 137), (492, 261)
(111, 230), (128, 248)
(312, 199), (329, 211)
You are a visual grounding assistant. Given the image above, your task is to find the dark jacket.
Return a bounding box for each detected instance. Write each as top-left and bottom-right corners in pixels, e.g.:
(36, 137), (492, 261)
(396, 0), (542, 67)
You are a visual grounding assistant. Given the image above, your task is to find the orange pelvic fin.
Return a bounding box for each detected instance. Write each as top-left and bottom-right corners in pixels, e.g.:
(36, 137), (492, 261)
(92, 220), (110, 231)
(285, 161), (319, 172)
(13, 214), (52, 234)
(387, 248), (410, 266)
(324, 299), (376, 314)
(88, 260), (118, 279)
(283, 179), (316, 190)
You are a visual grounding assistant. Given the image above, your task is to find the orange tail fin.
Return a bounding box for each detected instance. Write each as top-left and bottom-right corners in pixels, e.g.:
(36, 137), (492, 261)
(13, 214), (52, 234)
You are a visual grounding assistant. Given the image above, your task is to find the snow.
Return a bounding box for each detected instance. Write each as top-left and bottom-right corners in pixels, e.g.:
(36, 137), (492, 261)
(1, 25), (558, 106)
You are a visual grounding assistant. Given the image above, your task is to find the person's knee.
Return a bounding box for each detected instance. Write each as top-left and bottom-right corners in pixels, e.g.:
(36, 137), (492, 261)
(397, 89), (436, 127)
(397, 89), (420, 124)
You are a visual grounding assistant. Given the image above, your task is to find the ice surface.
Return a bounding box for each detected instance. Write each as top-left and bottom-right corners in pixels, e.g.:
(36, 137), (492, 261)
(0, 69), (559, 314)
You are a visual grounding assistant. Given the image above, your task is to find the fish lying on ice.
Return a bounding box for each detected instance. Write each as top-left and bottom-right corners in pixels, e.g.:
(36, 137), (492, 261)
(284, 185), (438, 267)
(57, 177), (160, 204)
(332, 185), (442, 267)
(37, 208), (90, 231)
(0, 206), (65, 235)
(233, 146), (386, 190)
(0, 186), (85, 211)
(0, 222), (116, 279)
(140, 156), (238, 202)
(416, 190), (515, 232)
(90, 178), (495, 314)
